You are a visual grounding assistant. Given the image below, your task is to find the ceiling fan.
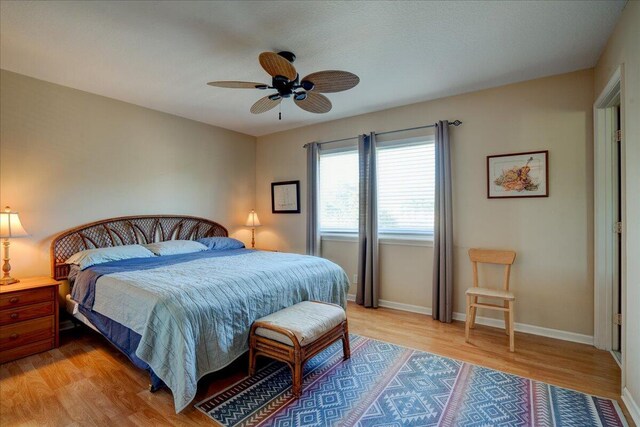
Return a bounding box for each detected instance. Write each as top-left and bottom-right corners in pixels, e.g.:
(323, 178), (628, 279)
(207, 51), (360, 118)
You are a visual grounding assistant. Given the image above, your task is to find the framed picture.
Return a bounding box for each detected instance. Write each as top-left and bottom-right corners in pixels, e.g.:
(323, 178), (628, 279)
(271, 180), (301, 213)
(487, 150), (548, 198)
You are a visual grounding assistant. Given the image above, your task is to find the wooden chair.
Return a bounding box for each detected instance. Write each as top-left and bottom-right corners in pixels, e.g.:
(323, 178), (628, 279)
(465, 248), (517, 351)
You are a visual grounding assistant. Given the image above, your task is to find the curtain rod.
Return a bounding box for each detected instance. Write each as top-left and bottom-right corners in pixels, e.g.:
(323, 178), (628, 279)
(303, 120), (462, 148)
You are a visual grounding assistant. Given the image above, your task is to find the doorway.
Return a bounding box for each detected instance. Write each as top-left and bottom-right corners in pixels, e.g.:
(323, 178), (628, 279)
(593, 66), (625, 370)
(612, 103), (622, 363)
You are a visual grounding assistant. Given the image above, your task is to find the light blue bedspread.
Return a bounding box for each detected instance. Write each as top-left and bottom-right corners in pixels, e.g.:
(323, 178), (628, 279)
(72, 249), (349, 412)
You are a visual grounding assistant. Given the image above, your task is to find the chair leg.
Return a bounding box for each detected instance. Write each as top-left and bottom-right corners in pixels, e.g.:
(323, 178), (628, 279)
(470, 296), (478, 329)
(465, 295), (472, 343)
(508, 300), (515, 352)
(342, 323), (351, 360)
(503, 300), (510, 336)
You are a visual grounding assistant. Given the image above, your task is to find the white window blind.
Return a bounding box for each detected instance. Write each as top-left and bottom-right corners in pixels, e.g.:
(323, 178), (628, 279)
(318, 139), (435, 236)
(377, 141), (435, 234)
(319, 150), (359, 232)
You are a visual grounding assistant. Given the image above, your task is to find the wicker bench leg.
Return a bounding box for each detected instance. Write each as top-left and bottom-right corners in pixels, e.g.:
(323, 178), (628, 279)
(292, 354), (303, 398)
(248, 343), (256, 376)
(342, 322), (351, 360)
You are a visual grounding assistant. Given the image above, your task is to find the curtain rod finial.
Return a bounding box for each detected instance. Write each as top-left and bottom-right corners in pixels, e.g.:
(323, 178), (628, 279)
(451, 120), (462, 126)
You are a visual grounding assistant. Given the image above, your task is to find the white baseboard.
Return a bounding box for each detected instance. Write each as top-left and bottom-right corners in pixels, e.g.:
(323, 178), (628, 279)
(348, 294), (433, 315)
(623, 387), (640, 425)
(347, 294), (594, 345)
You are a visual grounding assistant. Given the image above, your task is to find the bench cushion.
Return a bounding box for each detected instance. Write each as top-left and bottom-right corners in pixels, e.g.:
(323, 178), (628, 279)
(254, 301), (346, 347)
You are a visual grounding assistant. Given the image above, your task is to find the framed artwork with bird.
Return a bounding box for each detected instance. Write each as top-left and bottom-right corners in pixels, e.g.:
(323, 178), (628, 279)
(487, 150), (549, 198)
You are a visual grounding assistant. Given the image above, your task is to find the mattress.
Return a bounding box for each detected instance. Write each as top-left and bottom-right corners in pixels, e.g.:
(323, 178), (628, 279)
(65, 294), (98, 332)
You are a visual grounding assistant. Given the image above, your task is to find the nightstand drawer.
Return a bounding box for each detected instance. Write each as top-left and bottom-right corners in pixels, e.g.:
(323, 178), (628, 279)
(0, 287), (54, 309)
(0, 338), (55, 364)
(0, 302), (55, 326)
(0, 316), (55, 350)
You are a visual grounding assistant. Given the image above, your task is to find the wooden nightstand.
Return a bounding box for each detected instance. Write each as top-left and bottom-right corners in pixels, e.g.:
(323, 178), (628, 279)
(249, 248), (279, 252)
(0, 277), (60, 364)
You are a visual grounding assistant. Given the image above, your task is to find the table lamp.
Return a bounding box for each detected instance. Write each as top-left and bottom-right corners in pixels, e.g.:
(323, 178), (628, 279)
(0, 206), (29, 285)
(244, 210), (261, 249)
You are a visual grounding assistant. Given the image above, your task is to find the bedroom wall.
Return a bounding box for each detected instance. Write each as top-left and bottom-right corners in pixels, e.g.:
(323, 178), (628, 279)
(594, 0), (640, 420)
(0, 70), (256, 286)
(255, 69), (595, 338)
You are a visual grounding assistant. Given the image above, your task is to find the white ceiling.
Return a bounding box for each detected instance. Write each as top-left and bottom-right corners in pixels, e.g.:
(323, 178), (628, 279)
(0, 1), (625, 137)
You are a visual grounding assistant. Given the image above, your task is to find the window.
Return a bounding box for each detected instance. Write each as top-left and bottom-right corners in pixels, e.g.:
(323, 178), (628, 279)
(377, 140), (435, 235)
(319, 150), (359, 232)
(318, 138), (435, 236)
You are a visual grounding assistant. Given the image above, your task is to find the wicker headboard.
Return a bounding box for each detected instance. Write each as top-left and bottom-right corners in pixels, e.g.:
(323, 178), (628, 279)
(51, 215), (228, 280)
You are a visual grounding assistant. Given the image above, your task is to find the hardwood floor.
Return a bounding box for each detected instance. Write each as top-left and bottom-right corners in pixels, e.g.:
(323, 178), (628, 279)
(0, 302), (633, 426)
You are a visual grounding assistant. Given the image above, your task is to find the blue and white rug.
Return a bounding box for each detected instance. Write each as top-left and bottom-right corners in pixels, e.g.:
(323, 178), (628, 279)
(196, 335), (628, 426)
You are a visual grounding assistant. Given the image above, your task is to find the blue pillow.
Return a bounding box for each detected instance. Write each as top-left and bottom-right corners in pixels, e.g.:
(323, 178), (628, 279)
(197, 237), (245, 250)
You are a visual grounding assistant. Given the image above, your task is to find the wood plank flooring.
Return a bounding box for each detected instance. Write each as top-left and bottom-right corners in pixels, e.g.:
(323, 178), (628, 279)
(0, 302), (633, 426)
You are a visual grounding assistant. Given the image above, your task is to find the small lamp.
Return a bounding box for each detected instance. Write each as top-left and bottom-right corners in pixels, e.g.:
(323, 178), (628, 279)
(244, 210), (261, 249)
(0, 206), (29, 285)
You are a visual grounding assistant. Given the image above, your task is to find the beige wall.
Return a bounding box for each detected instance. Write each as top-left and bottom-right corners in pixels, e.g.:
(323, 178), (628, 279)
(0, 70), (256, 285)
(321, 240), (434, 308)
(594, 1), (640, 418)
(256, 69), (595, 336)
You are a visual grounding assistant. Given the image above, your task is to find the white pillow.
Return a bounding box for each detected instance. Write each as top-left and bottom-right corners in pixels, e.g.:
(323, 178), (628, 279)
(66, 244), (155, 270)
(143, 240), (208, 256)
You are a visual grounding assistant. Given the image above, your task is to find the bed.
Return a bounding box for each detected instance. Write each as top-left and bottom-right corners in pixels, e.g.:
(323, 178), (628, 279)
(51, 215), (349, 412)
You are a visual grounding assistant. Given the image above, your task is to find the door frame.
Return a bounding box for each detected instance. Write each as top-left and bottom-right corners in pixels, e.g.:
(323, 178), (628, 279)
(593, 65), (625, 366)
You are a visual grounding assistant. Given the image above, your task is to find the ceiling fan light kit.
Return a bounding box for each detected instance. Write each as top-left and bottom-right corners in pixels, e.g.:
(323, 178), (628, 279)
(208, 51), (359, 119)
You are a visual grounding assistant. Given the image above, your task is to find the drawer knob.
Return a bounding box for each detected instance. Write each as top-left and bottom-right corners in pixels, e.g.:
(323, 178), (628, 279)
(9, 333), (19, 340)
(10, 313), (18, 319)
(9, 297), (19, 304)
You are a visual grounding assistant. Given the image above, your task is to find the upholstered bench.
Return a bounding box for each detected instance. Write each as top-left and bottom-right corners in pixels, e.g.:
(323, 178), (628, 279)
(249, 301), (350, 397)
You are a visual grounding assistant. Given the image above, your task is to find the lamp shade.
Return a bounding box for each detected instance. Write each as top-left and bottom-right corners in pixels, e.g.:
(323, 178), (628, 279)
(0, 207), (29, 238)
(244, 210), (261, 227)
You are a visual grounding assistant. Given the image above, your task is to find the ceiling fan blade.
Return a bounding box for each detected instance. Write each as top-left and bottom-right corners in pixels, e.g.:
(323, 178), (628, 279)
(250, 95), (281, 114)
(207, 81), (267, 89)
(294, 92), (332, 114)
(259, 52), (297, 81)
(302, 70), (360, 93)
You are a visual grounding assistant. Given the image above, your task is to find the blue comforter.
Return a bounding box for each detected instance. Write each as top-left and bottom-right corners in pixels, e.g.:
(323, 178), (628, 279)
(72, 249), (349, 412)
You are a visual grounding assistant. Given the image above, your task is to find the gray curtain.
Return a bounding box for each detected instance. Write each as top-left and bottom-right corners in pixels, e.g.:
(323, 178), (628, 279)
(306, 142), (320, 256)
(432, 120), (454, 322)
(356, 133), (379, 308)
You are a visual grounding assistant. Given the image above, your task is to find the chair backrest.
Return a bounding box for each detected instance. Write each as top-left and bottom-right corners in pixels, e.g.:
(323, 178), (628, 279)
(468, 248), (517, 291)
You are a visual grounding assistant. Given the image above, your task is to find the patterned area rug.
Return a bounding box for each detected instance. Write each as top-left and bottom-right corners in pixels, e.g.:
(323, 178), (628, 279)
(196, 335), (628, 426)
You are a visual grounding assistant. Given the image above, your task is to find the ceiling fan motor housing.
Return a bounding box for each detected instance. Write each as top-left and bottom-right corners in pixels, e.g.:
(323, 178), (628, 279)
(272, 77), (314, 99)
(272, 75), (296, 97)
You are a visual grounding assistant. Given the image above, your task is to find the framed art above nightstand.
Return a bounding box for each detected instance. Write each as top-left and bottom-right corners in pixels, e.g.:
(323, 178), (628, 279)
(271, 181), (300, 214)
